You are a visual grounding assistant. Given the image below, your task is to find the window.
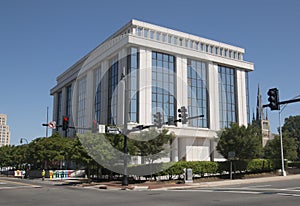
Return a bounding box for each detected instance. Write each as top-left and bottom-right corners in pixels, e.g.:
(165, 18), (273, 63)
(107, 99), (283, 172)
(127, 48), (139, 122)
(66, 85), (73, 136)
(168, 35), (172, 44)
(137, 27), (142, 36)
(190, 41), (193, 49)
(245, 72), (250, 124)
(66, 85), (72, 119)
(108, 56), (119, 125)
(162, 33), (166, 42)
(95, 67), (102, 124)
(215, 47), (219, 55)
(56, 91), (62, 130)
(179, 38), (183, 46)
(187, 59), (208, 128)
(150, 31), (154, 39)
(195, 42), (199, 50)
(144, 29), (149, 38)
(152, 51), (176, 124)
(77, 76), (87, 133)
(206, 44), (209, 52)
(184, 39), (188, 47)
(173, 36), (178, 45)
(156, 32), (161, 41)
(218, 66), (237, 128)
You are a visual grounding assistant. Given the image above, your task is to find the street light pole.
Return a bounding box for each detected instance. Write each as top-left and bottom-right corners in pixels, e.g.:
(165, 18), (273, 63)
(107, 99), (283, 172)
(20, 138), (29, 178)
(121, 70), (129, 186)
(277, 95), (300, 176)
(278, 110), (286, 176)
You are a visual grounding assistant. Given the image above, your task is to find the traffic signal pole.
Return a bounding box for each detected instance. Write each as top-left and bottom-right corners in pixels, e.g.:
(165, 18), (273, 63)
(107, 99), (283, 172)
(263, 88), (300, 177)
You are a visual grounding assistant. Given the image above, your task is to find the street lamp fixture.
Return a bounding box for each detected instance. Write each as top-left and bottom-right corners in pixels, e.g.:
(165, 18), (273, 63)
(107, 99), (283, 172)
(20, 137), (29, 178)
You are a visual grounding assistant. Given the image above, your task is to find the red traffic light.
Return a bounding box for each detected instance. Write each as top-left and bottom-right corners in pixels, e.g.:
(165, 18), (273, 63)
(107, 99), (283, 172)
(63, 117), (69, 121)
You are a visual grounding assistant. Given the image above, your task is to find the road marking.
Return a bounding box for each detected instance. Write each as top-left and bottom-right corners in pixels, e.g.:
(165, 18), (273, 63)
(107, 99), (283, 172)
(278, 193), (300, 197)
(0, 179), (41, 190)
(283, 187), (300, 190)
(245, 184), (272, 188)
(0, 185), (41, 190)
(172, 187), (300, 197)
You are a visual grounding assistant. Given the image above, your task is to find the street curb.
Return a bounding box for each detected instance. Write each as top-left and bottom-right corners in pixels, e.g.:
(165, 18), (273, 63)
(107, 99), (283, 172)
(150, 174), (300, 191)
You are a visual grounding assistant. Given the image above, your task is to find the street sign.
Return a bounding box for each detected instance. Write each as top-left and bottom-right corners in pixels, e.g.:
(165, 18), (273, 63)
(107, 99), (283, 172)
(106, 126), (121, 134)
(48, 121), (56, 129)
(99, 124), (106, 134)
(228, 151), (235, 160)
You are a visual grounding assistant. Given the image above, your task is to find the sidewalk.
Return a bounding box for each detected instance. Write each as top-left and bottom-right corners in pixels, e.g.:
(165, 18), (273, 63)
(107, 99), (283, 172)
(76, 174), (300, 191)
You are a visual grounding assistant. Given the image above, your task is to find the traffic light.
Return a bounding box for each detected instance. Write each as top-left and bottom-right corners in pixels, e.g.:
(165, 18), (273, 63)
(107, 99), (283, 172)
(267, 88), (280, 110)
(168, 116), (175, 126)
(92, 119), (98, 133)
(178, 106), (188, 124)
(62, 116), (69, 131)
(154, 112), (163, 128)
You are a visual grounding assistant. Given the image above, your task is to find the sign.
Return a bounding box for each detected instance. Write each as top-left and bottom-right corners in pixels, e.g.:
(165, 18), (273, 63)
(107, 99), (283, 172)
(106, 126), (121, 134)
(99, 124), (106, 134)
(228, 151), (236, 160)
(48, 121), (56, 129)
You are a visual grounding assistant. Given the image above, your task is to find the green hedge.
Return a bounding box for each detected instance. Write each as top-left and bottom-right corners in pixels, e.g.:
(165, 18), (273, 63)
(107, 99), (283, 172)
(100, 159), (279, 178)
(288, 161), (300, 168)
(218, 159), (276, 174)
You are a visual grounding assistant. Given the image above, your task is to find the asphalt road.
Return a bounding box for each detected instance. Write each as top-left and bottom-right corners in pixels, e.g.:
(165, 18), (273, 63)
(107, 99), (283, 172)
(0, 176), (300, 206)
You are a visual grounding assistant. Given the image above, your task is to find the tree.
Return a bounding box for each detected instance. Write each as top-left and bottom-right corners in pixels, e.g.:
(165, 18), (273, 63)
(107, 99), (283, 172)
(281, 115), (300, 159)
(131, 129), (175, 164)
(264, 135), (298, 161)
(216, 123), (262, 160)
(27, 132), (76, 169)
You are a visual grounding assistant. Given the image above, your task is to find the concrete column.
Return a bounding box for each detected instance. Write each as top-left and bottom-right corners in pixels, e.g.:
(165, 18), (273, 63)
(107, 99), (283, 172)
(171, 137), (179, 162)
(61, 87), (67, 117)
(208, 63), (220, 131)
(100, 60), (109, 124)
(176, 55), (188, 128)
(117, 48), (127, 126)
(85, 71), (94, 129)
(52, 93), (58, 125)
(138, 47), (152, 125)
(236, 69), (248, 126)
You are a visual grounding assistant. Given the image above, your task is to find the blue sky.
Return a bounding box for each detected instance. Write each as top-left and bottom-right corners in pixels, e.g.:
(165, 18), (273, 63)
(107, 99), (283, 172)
(1, 0), (299, 145)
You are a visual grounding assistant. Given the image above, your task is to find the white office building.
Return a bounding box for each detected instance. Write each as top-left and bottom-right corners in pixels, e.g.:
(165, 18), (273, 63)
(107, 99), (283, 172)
(0, 114), (10, 146)
(50, 19), (254, 162)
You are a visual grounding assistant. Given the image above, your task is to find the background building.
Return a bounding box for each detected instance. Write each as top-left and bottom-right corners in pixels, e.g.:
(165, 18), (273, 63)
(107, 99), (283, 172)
(0, 114), (10, 146)
(51, 19), (254, 162)
(253, 85), (271, 147)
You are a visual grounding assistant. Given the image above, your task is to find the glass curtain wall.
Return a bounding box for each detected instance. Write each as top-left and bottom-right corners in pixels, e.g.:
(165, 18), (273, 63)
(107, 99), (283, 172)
(127, 47), (139, 122)
(108, 56), (119, 125)
(56, 92), (62, 132)
(218, 65), (237, 128)
(77, 76), (87, 133)
(187, 59), (208, 128)
(151, 51), (176, 124)
(94, 67), (102, 124)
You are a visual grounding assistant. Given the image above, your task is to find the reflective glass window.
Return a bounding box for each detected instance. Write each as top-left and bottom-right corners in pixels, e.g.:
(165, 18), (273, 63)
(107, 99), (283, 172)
(152, 51), (176, 124)
(187, 59), (208, 128)
(218, 65), (237, 128)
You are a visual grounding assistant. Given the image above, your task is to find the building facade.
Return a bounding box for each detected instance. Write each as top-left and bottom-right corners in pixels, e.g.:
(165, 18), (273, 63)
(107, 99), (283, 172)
(51, 20), (254, 162)
(0, 114), (10, 146)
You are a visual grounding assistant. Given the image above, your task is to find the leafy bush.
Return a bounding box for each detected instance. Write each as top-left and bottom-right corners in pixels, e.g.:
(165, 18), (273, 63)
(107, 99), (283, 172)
(288, 161), (300, 168)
